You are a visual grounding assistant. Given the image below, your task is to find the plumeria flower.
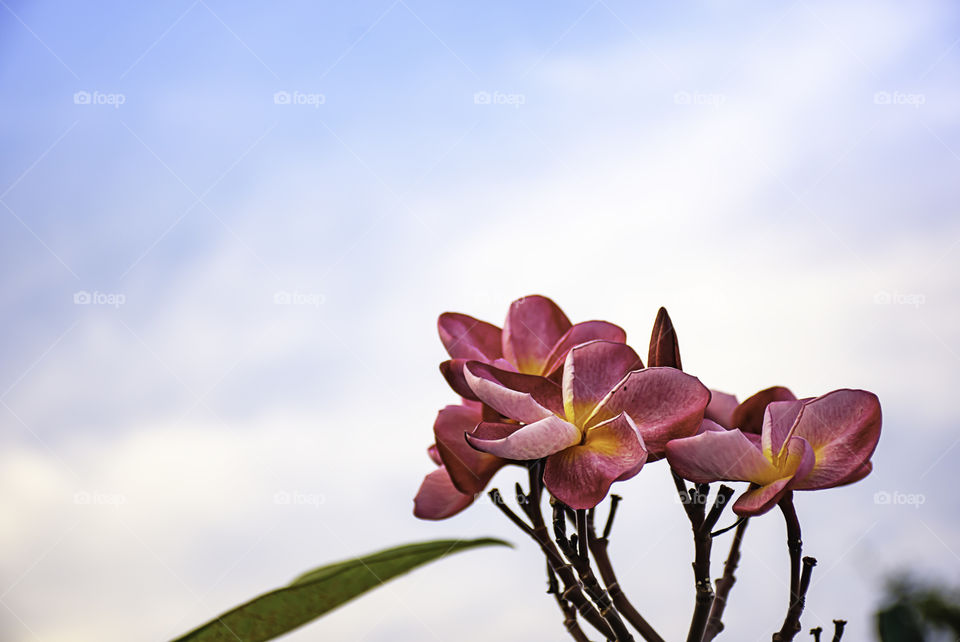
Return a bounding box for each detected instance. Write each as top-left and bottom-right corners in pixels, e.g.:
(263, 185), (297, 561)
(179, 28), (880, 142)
(462, 340), (710, 509)
(665, 390), (881, 516)
(704, 386), (797, 433)
(438, 295), (626, 401)
(414, 402), (508, 520)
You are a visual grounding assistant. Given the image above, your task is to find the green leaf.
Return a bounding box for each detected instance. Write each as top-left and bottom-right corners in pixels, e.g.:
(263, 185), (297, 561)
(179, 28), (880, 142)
(171, 537), (511, 642)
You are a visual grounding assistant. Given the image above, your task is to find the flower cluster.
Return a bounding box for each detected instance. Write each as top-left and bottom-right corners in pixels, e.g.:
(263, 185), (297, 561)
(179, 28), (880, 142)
(414, 295), (881, 520)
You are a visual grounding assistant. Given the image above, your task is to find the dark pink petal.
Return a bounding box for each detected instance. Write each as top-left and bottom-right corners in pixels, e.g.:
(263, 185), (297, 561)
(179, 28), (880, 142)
(732, 477), (794, 516)
(542, 321), (629, 374)
(647, 307), (682, 369)
(464, 361), (563, 423)
(439, 359), (479, 401)
(562, 341), (643, 425)
(589, 367), (710, 456)
(413, 467), (475, 520)
(502, 295), (572, 374)
(471, 421), (523, 440)
(815, 460), (873, 489)
(543, 413), (647, 509)
(732, 386), (797, 434)
(696, 419), (727, 434)
(781, 436), (815, 487)
(438, 312), (502, 361)
(789, 390), (881, 490)
(704, 390), (739, 429)
(665, 429), (779, 484)
(433, 405), (503, 495)
(761, 399), (806, 460)
(465, 415), (580, 460)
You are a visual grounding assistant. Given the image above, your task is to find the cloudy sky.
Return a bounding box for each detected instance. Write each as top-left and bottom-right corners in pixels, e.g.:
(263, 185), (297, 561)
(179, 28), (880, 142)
(1, 1), (958, 640)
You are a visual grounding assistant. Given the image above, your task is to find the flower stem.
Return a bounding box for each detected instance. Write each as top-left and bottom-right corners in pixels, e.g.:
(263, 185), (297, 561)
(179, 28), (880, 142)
(586, 497), (667, 642)
(686, 484), (735, 642)
(547, 562), (594, 642)
(703, 517), (749, 641)
(831, 620), (846, 641)
(553, 502), (635, 641)
(489, 486), (615, 639)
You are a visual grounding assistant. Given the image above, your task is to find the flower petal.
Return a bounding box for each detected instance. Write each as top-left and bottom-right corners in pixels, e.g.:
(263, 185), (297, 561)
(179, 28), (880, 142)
(665, 429), (781, 485)
(543, 413), (647, 509)
(731, 386), (796, 434)
(732, 477), (794, 516)
(502, 295), (572, 374)
(438, 312), (502, 361)
(413, 467), (475, 520)
(761, 399), (806, 461)
(696, 419), (727, 434)
(789, 389), (881, 490)
(562, 340), (643, 425)
(439, 359), (479, 401)
(466, 415), (581, 460)
(704, 390), (739, 429)
(647, 307), (681, 369)
(588, 367), (710, 456)
(816, 460), (873, 489)
(433, 405), (504, 495)
(464, 361), (563, 423)
(542, 321), (628, 374)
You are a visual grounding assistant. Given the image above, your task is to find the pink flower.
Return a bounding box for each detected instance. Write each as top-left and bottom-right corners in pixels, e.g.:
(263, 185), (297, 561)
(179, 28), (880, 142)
(438, 295), (626, 400)
(665, 390), (881, 516)
(704, 386), (797, 433)
(463, 340), (710, 509)
(413, 402), (507, 520)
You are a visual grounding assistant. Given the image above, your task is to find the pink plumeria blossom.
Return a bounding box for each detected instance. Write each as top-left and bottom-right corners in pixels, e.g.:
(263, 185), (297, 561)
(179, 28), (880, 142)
(666, 389), (881, 516)
(463, 340), (709, 509)
(437, 295), (626, 400)
(704, 385), (797, 432)
(413, 402), (506, 520)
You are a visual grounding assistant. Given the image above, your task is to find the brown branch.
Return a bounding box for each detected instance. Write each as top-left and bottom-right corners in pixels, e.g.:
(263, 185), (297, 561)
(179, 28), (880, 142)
(586, 497), (667, 642)
(772, 494), (814, 642)
(703, 517), (749, 641)
(489, 484), (615, 641)
(553, 501), (635, 641)
(548, 562), (594, 642)
(831, 620), (846, 642)
(686, 485), (735, 642)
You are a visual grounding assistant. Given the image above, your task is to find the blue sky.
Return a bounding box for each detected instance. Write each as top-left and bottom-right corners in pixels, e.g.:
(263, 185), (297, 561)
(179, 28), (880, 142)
(1, 1), (959, 640)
